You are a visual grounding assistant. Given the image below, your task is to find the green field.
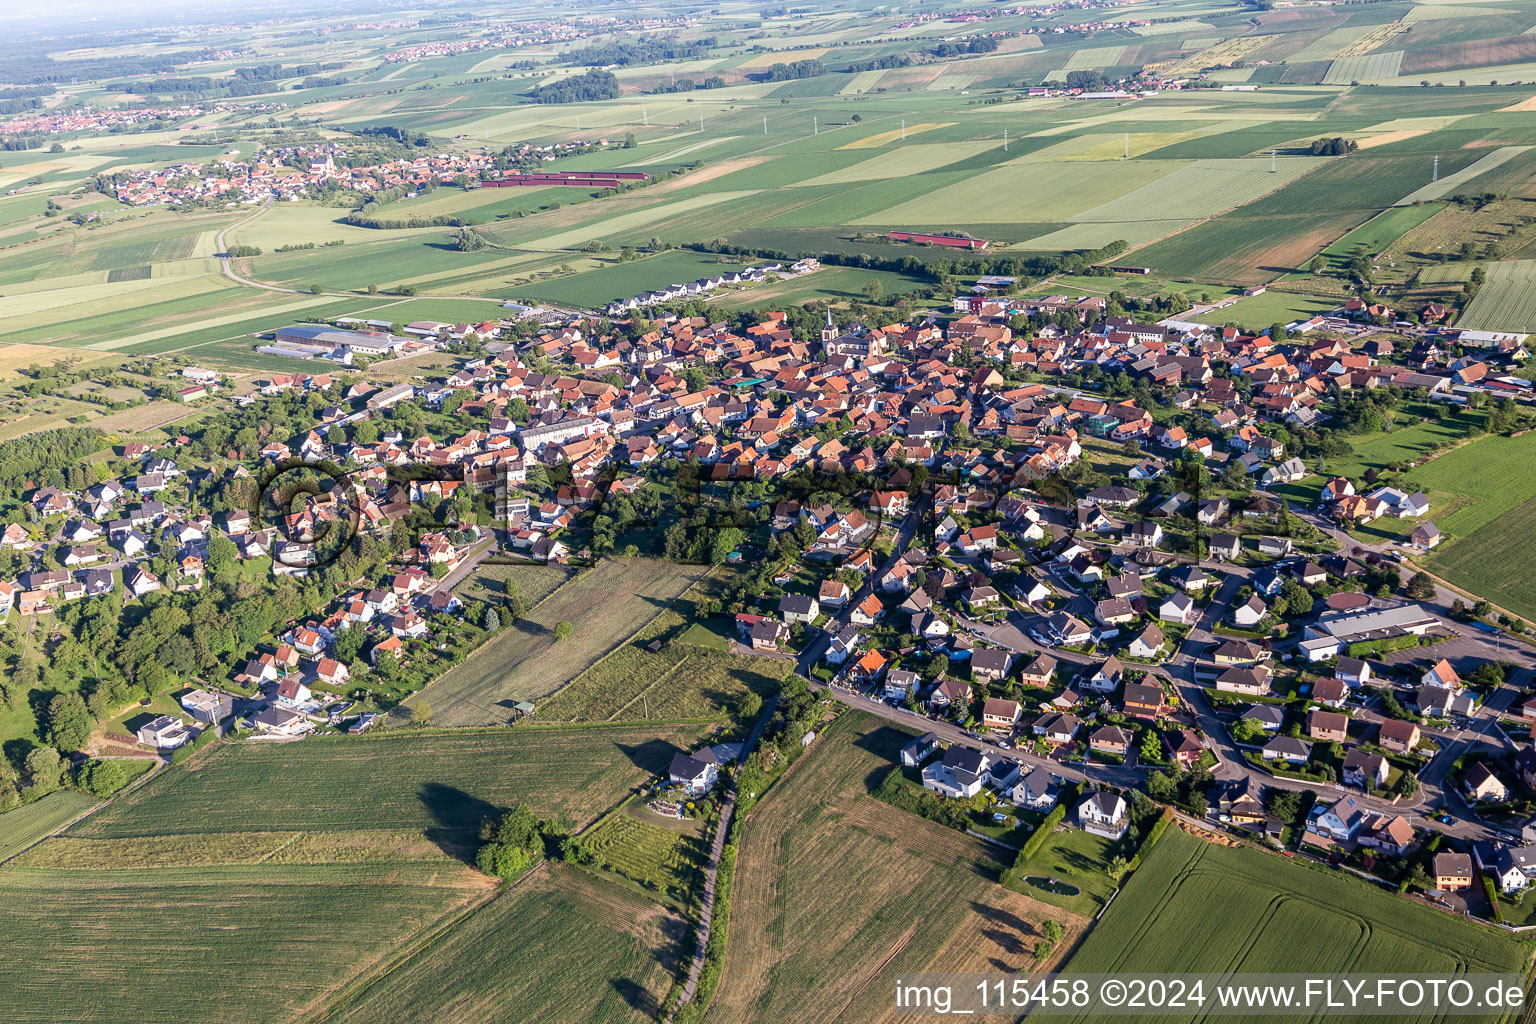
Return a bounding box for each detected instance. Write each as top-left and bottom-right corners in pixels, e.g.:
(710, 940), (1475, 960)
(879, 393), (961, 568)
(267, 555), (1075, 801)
(579, 805), (710, 911)
(1061, 828), (1527, 1022)
(324, 864), (684, 1024)
(1411, 431), (1536, 619)
(0, 862), (492, 1024)
(424, 558), (709, 727)
(0, 791), (100, 862)
(73, 725), (707, 840)
(1458, 259), (1536, 332)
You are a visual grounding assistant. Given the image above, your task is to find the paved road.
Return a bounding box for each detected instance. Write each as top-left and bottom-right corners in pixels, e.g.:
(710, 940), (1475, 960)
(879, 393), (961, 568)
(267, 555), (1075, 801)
(213, 199), (305, 293)
(808, 522), (1525, 843)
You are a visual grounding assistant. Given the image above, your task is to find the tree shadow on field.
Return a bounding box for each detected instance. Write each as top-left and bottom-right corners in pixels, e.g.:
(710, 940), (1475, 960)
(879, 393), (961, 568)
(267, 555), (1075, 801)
(419, 782), (500, 863)
(611, 979), (661, 1018)
(970, 900), (1039, 938)
(616, 737), (689, 775)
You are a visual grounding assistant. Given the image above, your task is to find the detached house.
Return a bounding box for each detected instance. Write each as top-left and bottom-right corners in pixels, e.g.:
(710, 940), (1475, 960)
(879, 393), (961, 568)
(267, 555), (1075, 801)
(1077, 790), (1130, 840)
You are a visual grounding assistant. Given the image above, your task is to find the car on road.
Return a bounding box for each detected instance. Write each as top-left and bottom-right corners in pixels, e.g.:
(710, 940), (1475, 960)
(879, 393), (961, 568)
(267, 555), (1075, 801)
(1028, 629), (1053, 646)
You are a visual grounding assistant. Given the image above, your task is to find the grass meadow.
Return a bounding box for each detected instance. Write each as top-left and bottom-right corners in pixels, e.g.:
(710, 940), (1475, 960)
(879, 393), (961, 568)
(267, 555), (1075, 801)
(0, 791), (99, 863)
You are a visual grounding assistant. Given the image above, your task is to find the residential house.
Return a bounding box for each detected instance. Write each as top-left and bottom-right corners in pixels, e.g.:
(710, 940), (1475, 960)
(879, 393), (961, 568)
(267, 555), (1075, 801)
(1343, 748), (1389, 790)
(1090, 725), (1132, 756)
(1433, 852), (1473, 892)
(1018, 653), (1056, 688)
(971, 648), (1013, 685)
(1159, 592), (1195, 625)
(982, 698), (1022, 731)
(1377, 718), (1421, 755)
(922, 745), (993, 799)
(849, 593), (885, 626)
(1033, 712), (1081, 745)
(135, 715), (190, 749)
(1079, 656), (1124, 694)
(1122, 680), (1164, 720)
(1262, 735), (1310, 765)
(669, 750), (721, 796)
(1337, 657), (1373, 687)
(1465, 762), (1509, 803)
(1077, 790), (1130, 840)
(779, 594), (819, 624)
(1230, 595), (1267, 628)
(1127, 624), (1165, 660)
(1307, 709), (1348, 742)
(1311, 677), (1348, 708)
(885, 668), (921, 702)
(901, 732), (941, 767)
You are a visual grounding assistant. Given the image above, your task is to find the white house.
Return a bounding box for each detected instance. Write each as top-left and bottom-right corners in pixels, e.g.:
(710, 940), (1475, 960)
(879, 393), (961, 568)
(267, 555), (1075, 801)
(1077, 790), (1129, 840)
(1158, 592), (1195, 625)
(669, 750), (721, 796)
(922, 745), (993, 799)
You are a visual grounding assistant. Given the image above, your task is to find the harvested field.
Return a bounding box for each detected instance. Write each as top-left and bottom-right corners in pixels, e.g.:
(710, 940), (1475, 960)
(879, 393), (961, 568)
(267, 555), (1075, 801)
(425, 558), (708, 727)
(1165, 36), (1277, 76)
(705, 713), (1086, 1024)
(1401, 36), (1536, 74)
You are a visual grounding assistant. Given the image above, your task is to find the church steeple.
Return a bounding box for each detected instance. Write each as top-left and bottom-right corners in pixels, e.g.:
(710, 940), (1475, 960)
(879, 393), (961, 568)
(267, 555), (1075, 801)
(820, 307), (838, 344)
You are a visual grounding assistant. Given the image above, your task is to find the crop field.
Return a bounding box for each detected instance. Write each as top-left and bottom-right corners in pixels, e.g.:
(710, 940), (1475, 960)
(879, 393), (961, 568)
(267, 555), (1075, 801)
(536, 597), (789, 722)
(706, 713), (1087, 1024)
(326, 864), (686, 1024)
(452, 560), (572, 609)
(580, 806), (710, 911)
(1458, 259), (1536, 331)
(73, 725), (708, 840)
(0, 791), (100, 863)
(1395, 430), (1536, 619)
(426, 559), (709, 727)
(1059, 828), (1526, 1022)
(0, 861), (493, 1024)
(1396, 146), (1534, 205)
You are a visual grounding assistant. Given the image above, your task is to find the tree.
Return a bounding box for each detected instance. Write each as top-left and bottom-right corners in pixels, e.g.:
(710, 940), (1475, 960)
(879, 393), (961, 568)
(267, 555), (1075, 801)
(1270, 322), (1288, 343)
(309, 284), (323, 294)
(1041, 919), (1064, 943)
(76, 758), (129, 797)
(45, 693), (93, 753)
(454, 226), (486, 252)
(23, 746), (62, 792)
(553, 620), (574, 642)
(864, 278), (884, 304)
(1406, 572), (1436, 600)
(334, 627), (367, 665)
(484, 607), (501, 634)
(413, 700), (433, 728)
(476, 802), (544, 880)
(739, 691), (762, 722)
